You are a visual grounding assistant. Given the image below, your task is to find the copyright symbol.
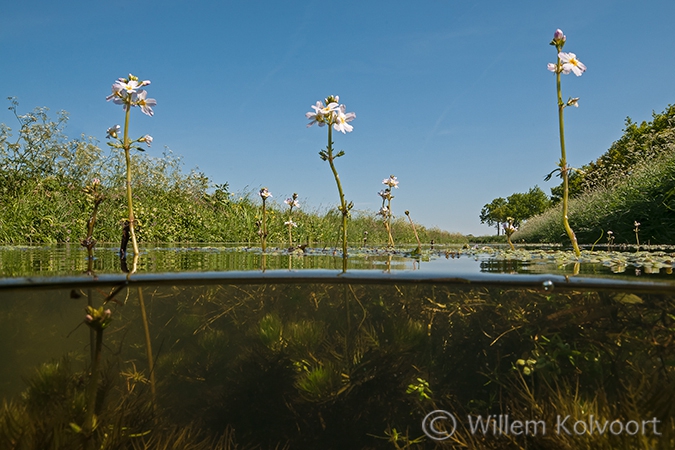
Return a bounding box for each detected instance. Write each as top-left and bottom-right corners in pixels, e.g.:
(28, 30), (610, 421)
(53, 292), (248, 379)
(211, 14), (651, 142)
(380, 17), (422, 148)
(422, 410), (457, 441)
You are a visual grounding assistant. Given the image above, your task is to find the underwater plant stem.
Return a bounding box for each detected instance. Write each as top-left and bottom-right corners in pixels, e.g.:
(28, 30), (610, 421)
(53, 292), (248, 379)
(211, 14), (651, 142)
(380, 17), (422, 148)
(123, 105), (139, 257)
(556, 66), (581, 258)
(326, 126), (349, 260)
(83, 328), (103, 449)
(137, 287), (157, 411)
(88, 290), (95, 363)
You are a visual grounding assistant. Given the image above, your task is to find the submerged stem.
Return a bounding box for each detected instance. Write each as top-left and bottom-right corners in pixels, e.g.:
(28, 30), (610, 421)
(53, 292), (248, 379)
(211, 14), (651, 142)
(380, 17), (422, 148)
(83, 328), (103, 450)
(137, 286), (157, 411)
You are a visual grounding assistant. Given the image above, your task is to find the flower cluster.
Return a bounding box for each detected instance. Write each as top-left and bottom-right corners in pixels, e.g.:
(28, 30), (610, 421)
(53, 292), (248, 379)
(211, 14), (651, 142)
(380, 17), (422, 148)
(306, 95), (356, 134)
(547, 29), (586, 77)
(382, 175), (399, 189)
(284, 193), (300, 209)
(105, 74), (156, 150)
(106, 74), (157, 116)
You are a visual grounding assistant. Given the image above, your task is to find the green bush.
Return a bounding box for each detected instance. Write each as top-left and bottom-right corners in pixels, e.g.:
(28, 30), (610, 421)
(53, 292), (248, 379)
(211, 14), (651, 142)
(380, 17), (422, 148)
(515, 150), (675, 244)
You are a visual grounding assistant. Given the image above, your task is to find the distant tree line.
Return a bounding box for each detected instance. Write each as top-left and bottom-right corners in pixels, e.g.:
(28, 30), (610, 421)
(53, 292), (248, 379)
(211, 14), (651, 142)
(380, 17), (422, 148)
(479, 187), (550, 235)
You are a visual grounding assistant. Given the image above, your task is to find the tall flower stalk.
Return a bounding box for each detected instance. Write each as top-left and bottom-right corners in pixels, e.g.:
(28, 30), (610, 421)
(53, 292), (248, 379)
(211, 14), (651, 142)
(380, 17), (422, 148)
(306, 96), (355, 259)
(547, 29), (585, 257)
(284, 193), (299, 248)
(106, 74), (156, 258)
(404, 210), (422, 256)
(379, 175), (398, 248)
(258, 188), (272, 252)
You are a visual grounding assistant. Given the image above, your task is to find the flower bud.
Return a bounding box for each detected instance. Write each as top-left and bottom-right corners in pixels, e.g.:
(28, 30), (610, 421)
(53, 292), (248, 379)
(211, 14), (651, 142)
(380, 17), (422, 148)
(550, 28), (566, 48)
(106, 125), (120, 139)
(566, 97), (580, 108)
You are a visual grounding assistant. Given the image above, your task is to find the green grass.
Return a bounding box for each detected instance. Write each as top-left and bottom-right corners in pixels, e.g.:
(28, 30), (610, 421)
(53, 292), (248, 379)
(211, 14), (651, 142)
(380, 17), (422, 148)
(0, 103), (464, 247)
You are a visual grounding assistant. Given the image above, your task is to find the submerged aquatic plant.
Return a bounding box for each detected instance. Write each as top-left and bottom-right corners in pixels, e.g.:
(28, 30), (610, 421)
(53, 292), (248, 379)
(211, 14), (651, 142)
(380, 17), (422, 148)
(547, 29), (585, 257)
(378, 175), (398, 248)
(306, 95), (355, 260)
(284, 193), (300, 248)
(81, 306), (112, 449)
(106, 74), (157, 258)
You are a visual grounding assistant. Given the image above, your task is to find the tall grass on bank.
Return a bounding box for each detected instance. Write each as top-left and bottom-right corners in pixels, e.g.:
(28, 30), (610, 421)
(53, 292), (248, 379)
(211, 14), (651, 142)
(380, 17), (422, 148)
(514, 149), (675, 245)
(0, 103), (463, 246)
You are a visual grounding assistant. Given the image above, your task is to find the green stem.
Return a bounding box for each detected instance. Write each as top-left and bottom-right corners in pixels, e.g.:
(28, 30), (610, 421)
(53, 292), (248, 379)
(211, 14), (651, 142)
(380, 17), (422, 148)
(405, 211), (422, 254)
(83, 328), (103, 449)
(386, 197), (394, 248)
(287, 207), (293, 248)
(123, 105), (139, 256)
(137, 287), (157, 411)
(261, 199), (267, 252)
(326, 126), (348, 259)
(556, 61), (581, 258)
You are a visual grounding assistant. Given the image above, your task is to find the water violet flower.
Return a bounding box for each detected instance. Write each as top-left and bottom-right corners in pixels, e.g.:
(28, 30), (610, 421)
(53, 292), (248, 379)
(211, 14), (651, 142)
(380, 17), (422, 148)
(559, 52), (586, 76)
(106, 125), (120, 139)
(382, 175), (399, 189)
(105, 73), (157, 259)
(284, 193), (299, 247)
(547, 29), (584, 257)
(306, 95), (355, 265)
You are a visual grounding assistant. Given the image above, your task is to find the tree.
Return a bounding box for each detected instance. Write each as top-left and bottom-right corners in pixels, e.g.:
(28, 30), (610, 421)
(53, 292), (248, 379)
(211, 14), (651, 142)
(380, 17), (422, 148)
(506, 186), (551, 226)
(480, 187), (552, 235)
(480, 197), (509, 235)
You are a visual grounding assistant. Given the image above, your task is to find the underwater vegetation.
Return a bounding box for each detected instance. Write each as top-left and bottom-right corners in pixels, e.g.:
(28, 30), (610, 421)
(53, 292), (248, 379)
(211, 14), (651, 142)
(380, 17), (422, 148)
(0, 280), (673, 449)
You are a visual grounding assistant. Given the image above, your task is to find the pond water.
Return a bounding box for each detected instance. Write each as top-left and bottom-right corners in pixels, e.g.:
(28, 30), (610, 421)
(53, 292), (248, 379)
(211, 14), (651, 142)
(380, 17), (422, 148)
(1, 245), (674, 449)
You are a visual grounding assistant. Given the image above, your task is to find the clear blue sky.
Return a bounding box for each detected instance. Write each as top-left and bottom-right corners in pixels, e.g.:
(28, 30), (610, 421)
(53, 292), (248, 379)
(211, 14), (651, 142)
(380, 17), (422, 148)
(2, 0), (673, 235)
